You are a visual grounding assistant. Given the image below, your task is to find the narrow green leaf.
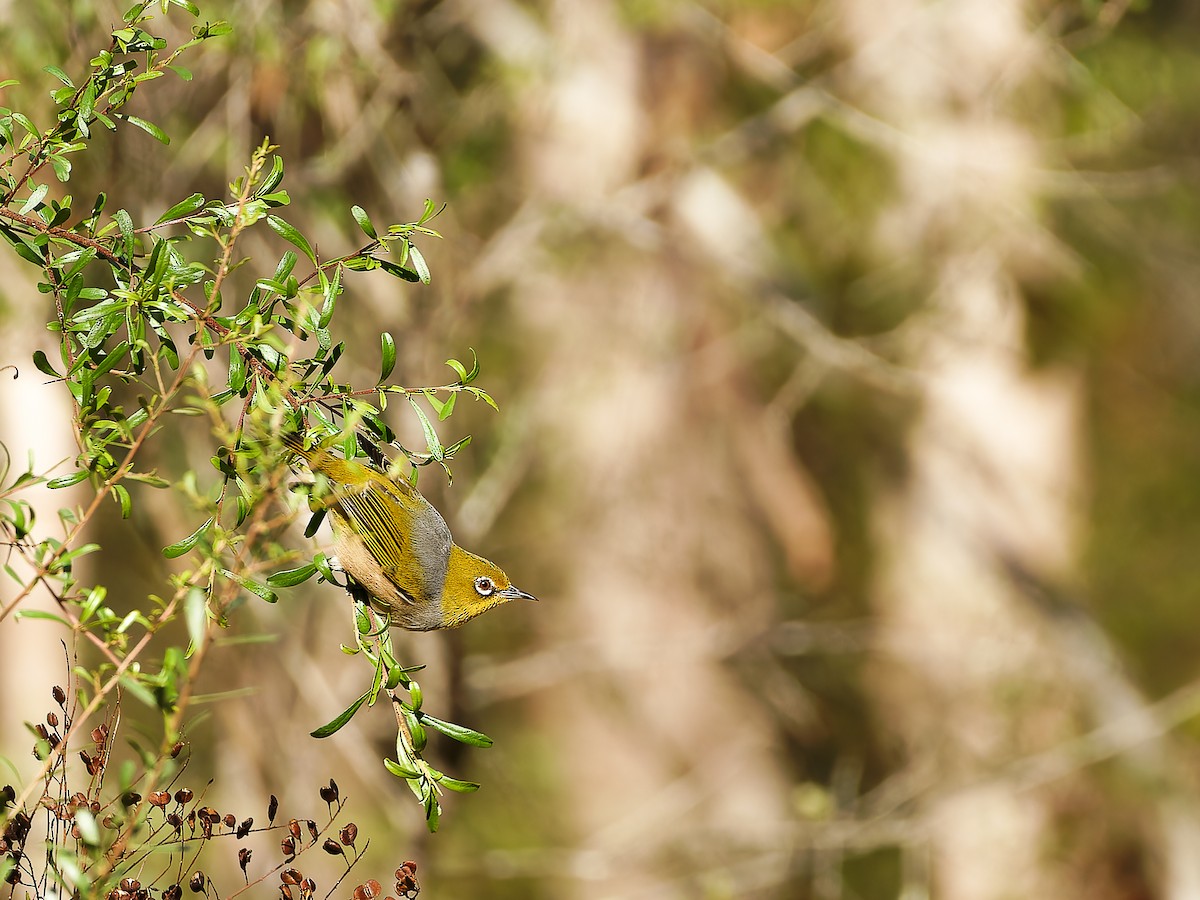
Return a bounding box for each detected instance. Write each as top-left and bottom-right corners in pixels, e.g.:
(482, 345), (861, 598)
(111, 483), (132, 519)
(267, 215), (316, 264)
(305, 508), (328, 541)
(13, 609), (72, 627)
(380, 332), (396, 382)
(311, 689), (371, 738)
(260, 154), (285, 194)
(124, 114), (169, 144)
(377, 258), (420, 282)
(351, 205), (377, 240)
(383, 758), (421, 780)
(154, 192), (205, 225)
(407, 397), (442, 458)
(184, 586), (207, 653)
(114, 208), (134, 261)
(266, 562), (318, 587)
(19, 182), (48, 215)
(47, 470), (89, 489)
(10, 111), (38, 137)
(419, 713), (494, 747)
(228, 346), (246, 393)
(435, 774), (481, 794)
(162, 516), (212, 558)
(220, 568), (278, 603)
(409, 244), (430, 284)
(43, 65), (73, 87)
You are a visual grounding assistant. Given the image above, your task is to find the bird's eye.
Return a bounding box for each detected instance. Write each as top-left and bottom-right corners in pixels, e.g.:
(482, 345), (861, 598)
(474, 576), (495, 596)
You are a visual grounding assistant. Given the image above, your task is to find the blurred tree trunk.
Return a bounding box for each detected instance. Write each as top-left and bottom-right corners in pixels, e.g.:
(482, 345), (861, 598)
(843, 2), (1200, 897)
(460, 1), (833, 896)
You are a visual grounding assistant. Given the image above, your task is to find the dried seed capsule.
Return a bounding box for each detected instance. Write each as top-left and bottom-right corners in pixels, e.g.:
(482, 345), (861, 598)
(319, 779), (338, 803)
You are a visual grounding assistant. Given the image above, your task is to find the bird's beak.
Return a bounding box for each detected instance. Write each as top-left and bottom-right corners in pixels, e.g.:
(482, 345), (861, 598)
(499, 586), (538, 602)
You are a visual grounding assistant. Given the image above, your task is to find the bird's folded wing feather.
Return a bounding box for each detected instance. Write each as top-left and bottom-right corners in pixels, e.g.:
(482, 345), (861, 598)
(334, 482), (421, 602)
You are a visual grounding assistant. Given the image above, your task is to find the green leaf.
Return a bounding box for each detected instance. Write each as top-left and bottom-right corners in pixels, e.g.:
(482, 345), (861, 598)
(220, 568), (278, 603)
(228, 346), (246, 393)
(267, 215), (316, 264)
(43, 64), (73, 87)
(266, 562), (318, 587)
(419, 713), (494, 747)
(124, 472), (169, 488)
(184, 586), (207, 652)
(305, 508), (327, 540)
(47, 470), (89, 489)
(11, 111), (38, 137)
(351, 205), (377, 240)
(380, 332), (396, 382)
(311, 689), (371, 738)
(377, 258), (420, 282)
(32, 350), (60, 378)
(383, 758), (421, 780)
(162, 516), (212, 558)
(407, 397), (443, 458)
(260, 154), (285, 194)
(409, 244), (430, 284)
(114, 208), (135, 261)
(19, 182), (48, 215)
(13, 609), (72, 627)
(435, 773), (481, 794)
(123, 114), (169, 144)
(111, 483), (132, 519)
(154, 192), (205, 225)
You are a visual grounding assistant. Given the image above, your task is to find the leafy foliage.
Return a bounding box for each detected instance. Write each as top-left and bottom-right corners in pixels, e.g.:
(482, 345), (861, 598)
(0, 6), (504, 895)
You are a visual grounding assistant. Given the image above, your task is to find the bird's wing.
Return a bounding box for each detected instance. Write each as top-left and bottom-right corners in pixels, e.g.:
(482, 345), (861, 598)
(333, 482), (418, 597)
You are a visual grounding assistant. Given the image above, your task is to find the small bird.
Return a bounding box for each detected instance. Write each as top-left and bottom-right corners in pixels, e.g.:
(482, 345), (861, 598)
(283, 434), (535, 630)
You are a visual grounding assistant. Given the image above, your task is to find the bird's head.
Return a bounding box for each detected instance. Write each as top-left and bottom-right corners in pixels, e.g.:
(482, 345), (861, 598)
(439, 545), (536, 627)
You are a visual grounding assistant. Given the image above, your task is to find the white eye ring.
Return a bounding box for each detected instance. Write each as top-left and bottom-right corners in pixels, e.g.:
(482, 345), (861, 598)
(474, 576), (495, 596)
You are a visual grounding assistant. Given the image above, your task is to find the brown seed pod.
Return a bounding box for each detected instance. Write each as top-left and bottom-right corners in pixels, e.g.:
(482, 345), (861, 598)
(319, 779), (338, 804)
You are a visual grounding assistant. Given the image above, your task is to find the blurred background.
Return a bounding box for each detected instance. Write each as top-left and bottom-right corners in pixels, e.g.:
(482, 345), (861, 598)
(4, 1), (1200, 898)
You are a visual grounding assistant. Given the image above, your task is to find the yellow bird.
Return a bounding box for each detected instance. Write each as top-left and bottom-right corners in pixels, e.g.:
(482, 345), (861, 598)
(283, 434), (535, 630)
